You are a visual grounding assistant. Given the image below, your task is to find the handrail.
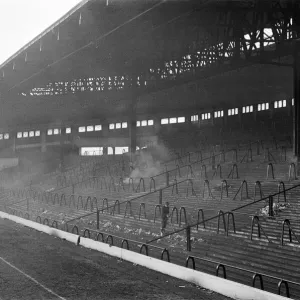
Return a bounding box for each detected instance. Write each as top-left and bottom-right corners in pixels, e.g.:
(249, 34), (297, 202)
(146, 182), (300, 245)
(281, 219), (300, 246)
(220, 180), (228, 200)
(138, 203), (146, 220)
(171, 206), (178, 224)
(227, 163), (239, 179)
(217, 210), (226, 234)
(288, 163), (297, 181)
(266, 163), (275, 180)
(187, 254), (300, 294)
(250, 216), (271, 243)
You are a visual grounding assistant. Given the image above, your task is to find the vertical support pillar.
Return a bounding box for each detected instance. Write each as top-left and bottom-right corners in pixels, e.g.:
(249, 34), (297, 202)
(60, 126), (65, 172)
(41, 131), (47, 153)
(293, 40), (300, 175)
(129, 78), (138, 162)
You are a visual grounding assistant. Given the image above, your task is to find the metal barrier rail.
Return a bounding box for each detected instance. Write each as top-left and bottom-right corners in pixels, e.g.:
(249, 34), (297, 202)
(185, 255), (299, 297)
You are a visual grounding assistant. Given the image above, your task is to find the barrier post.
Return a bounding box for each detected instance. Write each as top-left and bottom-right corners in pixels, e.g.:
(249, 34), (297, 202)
(186, 226), (191, 252)
(97, 209), (100, 229)
(159, 189), (163, 205)
(27, 198), (29, 211)
(269, 196), (274, 217)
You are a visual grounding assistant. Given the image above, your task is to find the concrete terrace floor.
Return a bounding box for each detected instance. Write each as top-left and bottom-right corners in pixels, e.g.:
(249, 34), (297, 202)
(0, 217), (230, 300)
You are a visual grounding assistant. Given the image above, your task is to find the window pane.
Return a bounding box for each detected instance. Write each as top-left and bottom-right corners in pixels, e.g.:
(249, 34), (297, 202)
(161, 118), (168, 124)
(47, 129), (53, 135)
(242, 107), (245, 113)
(137, 121), (140, 127)
(208, 113), (211, 119)
(35, 131), (40, 137)
(274, 101), (278, 108)
(279, 101), (282, 108)
(141, 120), (147, 126)
(109, 124), (115, 130)
(17, 132), (22, 138)
(29, 131), (34, 137)
(95, 125), (102, 131)
(178, 117), (185, 123)
(266, 103), (269, 109)
(170, 117), (177, 124)
(283, 100), (286, 107)
(228, 109), (231, 116)
(66, 127), (72, 134)
(53, 129), (60, 135)
(148, 120), (154, 126)
(235, 108), (238, 114)
(214, 112), (217, 118)
(4, 134), (9, 139)
(116, 123), (121, 129)
(122, 122), (127, 128)
(0, 134), (3, 140)
(79, 126), (86, 132)
(86, 126), (94, 132)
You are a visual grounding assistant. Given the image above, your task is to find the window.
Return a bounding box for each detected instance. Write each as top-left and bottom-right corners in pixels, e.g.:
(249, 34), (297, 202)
(108, 147), (114, 155)
(148, 120), (154, 126)
(53, 129), (60, 135)
(141, 120), (147, 126)
(115, 146), (129, 155)
(258, 102), (269, 111)
(17, 132), (22, 139)
(292, 98), (294, 106)
(228, 108), (238, 116)
(66, 127), (71, 134)
(169, 117), (177, 124)
(109, 124), (115, 130)
(23, 132), (28, 138)
(29, 131), (34, 137)
(177, 117), (185, 123)
(87, 125), (94, 132)
(95, 125), (102, 131)
(214, 110), (224, 118)
(4, 133), (9, 140)
(136, 121), (141, 127)
(122, 122), (127, 128)
(274, 100), (286, 109)
(78, 126), (85, 133)
(0, 134), (3, 140)
(35, 130), (40, 137)
(202, 113), (211, 120)
(242, 105), (253, 114)
(115, 123), (121, 129)
(47, 129), (53, 135)
(191, 115), (198, 122)
(80, 147), (103, 156)
(161, 118), (169, 125)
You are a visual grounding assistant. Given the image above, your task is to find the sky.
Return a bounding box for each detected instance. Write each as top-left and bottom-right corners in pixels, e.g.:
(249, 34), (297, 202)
(0, 0), (83, 65)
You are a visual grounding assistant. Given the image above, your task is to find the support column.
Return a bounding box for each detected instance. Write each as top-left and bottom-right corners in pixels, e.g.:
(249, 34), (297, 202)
(41, 131), (47, 153)
(129, 79), (138, 161)
(59, 126), (66, 172)
(293, 40), (300, 174)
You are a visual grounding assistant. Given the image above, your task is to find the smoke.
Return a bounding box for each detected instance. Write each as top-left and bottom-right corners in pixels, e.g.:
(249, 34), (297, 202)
(124, 142), (171, 182)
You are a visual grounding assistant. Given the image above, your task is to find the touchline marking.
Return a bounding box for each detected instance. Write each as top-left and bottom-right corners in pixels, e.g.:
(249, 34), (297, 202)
(0, 256), (66, 300)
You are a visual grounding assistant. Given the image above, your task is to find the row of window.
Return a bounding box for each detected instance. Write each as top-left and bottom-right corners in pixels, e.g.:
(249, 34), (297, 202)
(137, 120), (154, 127)
(17, 131), (40, 138)
(0, 133), (10, 140)
(161, 117), (185, 125)
(1, 98), (294, 141)
(109, 122), (128, 130)
(191, 100), (288, 122)
(78, 125), (102, 133)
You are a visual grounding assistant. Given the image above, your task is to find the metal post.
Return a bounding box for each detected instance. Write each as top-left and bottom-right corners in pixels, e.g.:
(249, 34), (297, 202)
(186, 226), (191, 251)
(294, 39), (300, 175)
(166, 172), (169, 187)
(97, 209), (100, 229)
(27, 198), (29, 211)
(268, 196), (274, 217)
(159, 189), (162, 205)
